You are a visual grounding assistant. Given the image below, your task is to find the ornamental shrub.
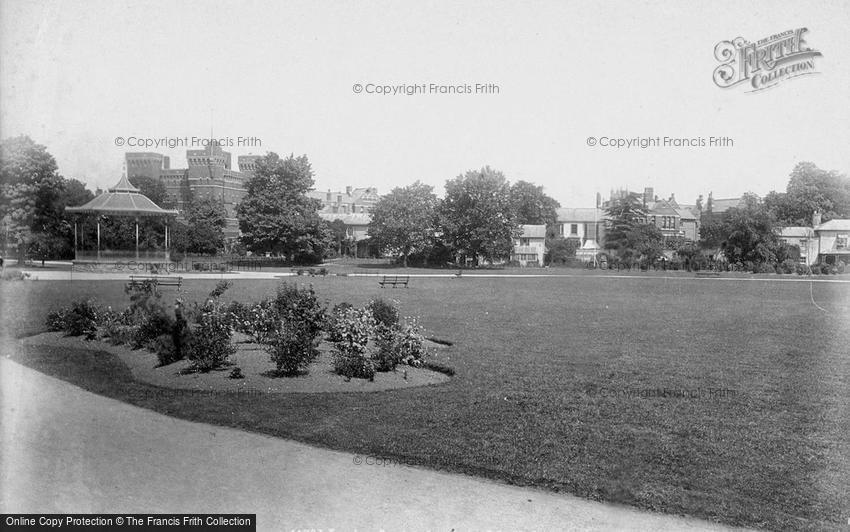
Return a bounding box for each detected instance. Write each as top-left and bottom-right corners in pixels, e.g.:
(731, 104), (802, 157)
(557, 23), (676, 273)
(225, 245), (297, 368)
(45, 308), (69, 332)
(368, 298), (399, 329)
(795, 263), (812, 276)
(273, 282), (326, 340)
(123, 281), (174, 348)
(330, 306), (376, 380)
(266, 318), (320, 376)
(780, 259), (797, 274)
(373, 325), (403, 372)
(185, 294), (236, 372)
(45, 298), (105, 339)
(101, 307), (137, 345)
(395, 318), (427, 368)
(236, 298), (278, 344)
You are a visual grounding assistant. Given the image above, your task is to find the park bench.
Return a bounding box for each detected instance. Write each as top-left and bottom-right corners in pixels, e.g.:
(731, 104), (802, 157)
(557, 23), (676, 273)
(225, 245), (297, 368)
(379, 275), (409, 288)
(129, 275), (183, 289)
(695, 271), (720, 278)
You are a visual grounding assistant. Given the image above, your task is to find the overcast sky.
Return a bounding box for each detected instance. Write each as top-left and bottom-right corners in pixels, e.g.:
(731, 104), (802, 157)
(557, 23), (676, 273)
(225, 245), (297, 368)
(2, 0), (849, 207)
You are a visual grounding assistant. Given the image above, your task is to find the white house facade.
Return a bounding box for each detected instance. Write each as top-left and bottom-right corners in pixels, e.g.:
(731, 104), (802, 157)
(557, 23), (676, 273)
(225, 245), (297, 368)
(512, 224), (546, 266)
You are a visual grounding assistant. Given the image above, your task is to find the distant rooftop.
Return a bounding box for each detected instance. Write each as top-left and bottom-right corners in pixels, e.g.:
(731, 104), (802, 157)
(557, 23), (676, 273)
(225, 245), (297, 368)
(556, 208), (606, 223)
(519, 224), (546, 238)
(815, 219), (850, 232)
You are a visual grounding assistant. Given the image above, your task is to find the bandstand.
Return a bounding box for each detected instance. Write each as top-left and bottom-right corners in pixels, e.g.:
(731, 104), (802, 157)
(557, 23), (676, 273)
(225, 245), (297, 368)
(65, 172), (178, 269)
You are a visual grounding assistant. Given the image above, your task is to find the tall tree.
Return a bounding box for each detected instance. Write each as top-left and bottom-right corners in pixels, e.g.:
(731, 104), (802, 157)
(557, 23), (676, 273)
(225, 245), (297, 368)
(129, 175), (173, 208)
(236, 153), (327, 263)
(764, 162), (850, 225)
(604, 192), (663, 264)
(186, 196), (227, 254)
(0, 136), (63, 258)
(438, 167), (519, 265)
(368, 181), (438, 267)
(0, 136), (98, 261)
(325, 218), (355, 257)
(509, 180), (560, 226)
(718, 194), (780, 266)
(604, 192), (646, 251)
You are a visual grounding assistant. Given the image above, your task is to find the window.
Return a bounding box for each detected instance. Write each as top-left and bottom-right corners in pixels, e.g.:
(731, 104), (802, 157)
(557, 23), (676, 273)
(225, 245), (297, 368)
(837, 235), (848, 249)
(570, 224), (578, 235)
(520, 238), (530, 246)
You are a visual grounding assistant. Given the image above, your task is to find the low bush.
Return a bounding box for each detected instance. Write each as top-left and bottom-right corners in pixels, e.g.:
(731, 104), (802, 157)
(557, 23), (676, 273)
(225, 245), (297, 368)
(234, 298), (277, 344)
(153, 306), (191, 366)
(45, 298), (104, 339)
(45, 308), (69, 332)
(186, 305), (235, 372)
(395, 318), (427, 368)
(266, 319), (320, 376)
(274, 282), (326, 340)
(330, 306), (376, 380)
(373, 318), (428, 371)
(368, 298), (399, 329)
(325, 302), (353, 343)
(185, 284), (236, 372)
(101, 308), (138, 345)
(795, 263), (812, 276)
(751, 262), (775, 274)
(373, 325), (403, 371)
(123, 281), (174, 348)
(780, 259), (797, 275)
(258, 282), (327, 376)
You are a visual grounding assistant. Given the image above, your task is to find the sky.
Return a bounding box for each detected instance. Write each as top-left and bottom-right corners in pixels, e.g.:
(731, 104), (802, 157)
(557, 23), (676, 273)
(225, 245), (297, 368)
(2, 0), (849, 208)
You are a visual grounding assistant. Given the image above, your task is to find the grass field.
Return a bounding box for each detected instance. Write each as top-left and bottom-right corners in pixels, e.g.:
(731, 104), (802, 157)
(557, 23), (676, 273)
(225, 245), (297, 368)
(2, 275), (849, 530)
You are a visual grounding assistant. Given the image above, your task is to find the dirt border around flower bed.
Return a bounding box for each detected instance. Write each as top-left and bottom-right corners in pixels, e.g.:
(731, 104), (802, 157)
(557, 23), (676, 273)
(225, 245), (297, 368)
(20, 332), (452, 394)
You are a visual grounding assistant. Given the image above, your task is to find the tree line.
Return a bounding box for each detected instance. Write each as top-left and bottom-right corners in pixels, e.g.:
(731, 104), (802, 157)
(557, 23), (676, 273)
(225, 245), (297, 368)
(2, 134), (848, 269)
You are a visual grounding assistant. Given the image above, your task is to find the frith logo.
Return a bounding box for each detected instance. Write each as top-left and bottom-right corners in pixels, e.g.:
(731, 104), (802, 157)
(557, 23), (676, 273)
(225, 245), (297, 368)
(713, 28), (822, 92)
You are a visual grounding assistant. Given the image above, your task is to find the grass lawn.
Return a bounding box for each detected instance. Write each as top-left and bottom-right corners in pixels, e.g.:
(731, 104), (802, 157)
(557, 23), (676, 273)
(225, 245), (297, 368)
(2, 275), (849, 530)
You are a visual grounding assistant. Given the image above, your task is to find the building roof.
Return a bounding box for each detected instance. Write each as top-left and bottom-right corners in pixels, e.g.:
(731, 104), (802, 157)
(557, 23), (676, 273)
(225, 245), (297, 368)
(673, 207), (698, 220)
(780, 226), (815, 238)
(556, 208), (605, 223)
(318, 212), (371, 225)
(709, 197), (745, 213)
(646, 200), (679, 216)
(309, 187), (379, 206)
(65, 174), (178, 217)
(815, 219), (850, 232)
(519, 224), (547, 238)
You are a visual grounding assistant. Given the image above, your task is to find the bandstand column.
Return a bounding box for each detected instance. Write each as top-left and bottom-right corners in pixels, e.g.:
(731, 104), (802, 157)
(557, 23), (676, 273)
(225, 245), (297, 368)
(135, 217), (140, 260)
(73, 221), (78, 261)
(96, 220), (101, 261)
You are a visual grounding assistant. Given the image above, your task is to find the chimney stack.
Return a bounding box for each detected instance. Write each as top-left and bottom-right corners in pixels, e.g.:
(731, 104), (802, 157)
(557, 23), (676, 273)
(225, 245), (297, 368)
(346, 186), (352, 196)
(812, 211), (822, 227)
(644, 187), (654, 205)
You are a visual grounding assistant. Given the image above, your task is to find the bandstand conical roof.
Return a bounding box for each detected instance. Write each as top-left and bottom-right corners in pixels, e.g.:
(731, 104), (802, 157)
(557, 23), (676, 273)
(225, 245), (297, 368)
(66, 172), (179, 217)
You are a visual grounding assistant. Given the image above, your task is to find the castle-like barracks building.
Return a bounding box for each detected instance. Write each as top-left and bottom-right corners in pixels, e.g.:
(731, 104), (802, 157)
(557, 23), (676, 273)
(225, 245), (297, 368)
(125, 142), (262, 238)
